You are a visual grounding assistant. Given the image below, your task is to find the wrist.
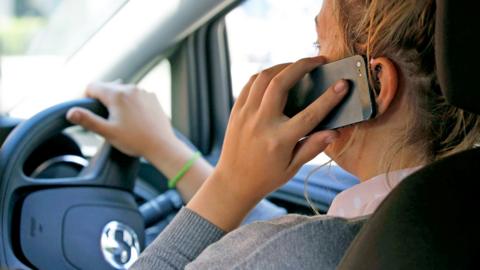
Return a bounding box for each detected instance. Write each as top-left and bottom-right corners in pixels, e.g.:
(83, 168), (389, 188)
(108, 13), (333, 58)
(145, 137), (195, 177)
(186, 169), (262, 232)
(144, 134), (184, 159)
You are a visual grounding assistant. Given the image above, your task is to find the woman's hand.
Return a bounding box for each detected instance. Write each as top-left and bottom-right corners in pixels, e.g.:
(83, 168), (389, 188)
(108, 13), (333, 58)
(66, 82), (180, 160)
(187, 56), (349, 231)
(67, 82), (214, 202)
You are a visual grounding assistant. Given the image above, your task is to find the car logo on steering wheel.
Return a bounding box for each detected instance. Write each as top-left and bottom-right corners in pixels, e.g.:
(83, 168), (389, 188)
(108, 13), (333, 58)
(101, 221), (141, 269)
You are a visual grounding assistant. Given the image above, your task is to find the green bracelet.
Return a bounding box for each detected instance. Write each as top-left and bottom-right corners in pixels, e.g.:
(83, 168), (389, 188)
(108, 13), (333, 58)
(168, 151), (201, 189)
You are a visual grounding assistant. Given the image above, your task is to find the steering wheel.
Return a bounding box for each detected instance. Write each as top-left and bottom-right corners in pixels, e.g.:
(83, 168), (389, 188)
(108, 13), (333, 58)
(0, 99), (143, 270)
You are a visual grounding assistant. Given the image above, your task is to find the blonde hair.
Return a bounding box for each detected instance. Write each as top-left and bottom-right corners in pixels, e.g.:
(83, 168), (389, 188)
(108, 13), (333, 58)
(305, 0), (480, 213)
(334, 0), (480, 163)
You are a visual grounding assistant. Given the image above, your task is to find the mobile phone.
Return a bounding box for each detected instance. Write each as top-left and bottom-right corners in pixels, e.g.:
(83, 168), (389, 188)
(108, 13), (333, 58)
(284, 55), (376, 132)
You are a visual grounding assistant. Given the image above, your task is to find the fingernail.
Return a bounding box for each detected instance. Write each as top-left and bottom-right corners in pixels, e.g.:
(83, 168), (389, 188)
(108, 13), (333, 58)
(334, 80), (348, 93)
(87, 81), (103, 89)
(313, 55), (326, 63)
(66, 109), (79, 122)
(325, 135), (337, 144)
(87, 81), (98, 87)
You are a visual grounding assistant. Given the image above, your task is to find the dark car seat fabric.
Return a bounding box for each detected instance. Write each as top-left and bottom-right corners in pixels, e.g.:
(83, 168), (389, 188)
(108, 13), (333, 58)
(337, 148), (478, 269)
(435, 0), (480, 114)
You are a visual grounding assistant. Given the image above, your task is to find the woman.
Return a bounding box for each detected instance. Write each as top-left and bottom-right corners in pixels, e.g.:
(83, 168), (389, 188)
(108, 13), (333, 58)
(67, 0), (480, 268)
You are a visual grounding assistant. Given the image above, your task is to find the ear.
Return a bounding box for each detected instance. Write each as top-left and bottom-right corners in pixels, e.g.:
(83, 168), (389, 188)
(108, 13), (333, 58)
(370, 57), (399, 115)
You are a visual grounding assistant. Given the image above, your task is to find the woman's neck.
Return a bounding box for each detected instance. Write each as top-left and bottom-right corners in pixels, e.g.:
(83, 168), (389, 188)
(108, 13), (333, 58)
(331, 125), (426, 182)
(327, 87), (429, 182)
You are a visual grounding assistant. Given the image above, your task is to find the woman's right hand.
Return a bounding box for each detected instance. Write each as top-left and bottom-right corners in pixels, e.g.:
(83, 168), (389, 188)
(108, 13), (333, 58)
(66, 82), (181, 160)
(187, 56), (349, 231)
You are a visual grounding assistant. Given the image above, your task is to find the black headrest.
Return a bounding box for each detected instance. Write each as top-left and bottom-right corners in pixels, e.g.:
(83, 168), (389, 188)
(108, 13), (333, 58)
(435, 0), (480, 114)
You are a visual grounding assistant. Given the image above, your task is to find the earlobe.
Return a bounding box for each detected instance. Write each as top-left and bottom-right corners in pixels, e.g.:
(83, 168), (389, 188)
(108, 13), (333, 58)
(370, 57), (399, 115)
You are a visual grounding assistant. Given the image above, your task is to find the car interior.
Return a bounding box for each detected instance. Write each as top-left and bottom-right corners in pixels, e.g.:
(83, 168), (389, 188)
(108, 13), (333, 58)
(0, 0), (476, 269)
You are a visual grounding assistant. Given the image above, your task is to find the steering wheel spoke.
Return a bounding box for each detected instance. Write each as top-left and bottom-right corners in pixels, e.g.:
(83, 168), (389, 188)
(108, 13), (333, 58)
(17, 174), (97, 189)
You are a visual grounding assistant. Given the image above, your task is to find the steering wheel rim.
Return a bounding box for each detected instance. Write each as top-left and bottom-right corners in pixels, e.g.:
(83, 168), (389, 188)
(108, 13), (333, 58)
(0, 98), (143, 269)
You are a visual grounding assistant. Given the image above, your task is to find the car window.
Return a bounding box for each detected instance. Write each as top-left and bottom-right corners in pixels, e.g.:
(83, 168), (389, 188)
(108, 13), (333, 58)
(226, 0), (321, 98)
(137, 59), (172, 118)
(0, 0), (128, 118)
(225, 0), (331, 165)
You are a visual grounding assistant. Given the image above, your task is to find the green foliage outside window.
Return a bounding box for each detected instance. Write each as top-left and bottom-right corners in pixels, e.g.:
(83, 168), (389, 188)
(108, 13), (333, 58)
(0, 17), (46, 55)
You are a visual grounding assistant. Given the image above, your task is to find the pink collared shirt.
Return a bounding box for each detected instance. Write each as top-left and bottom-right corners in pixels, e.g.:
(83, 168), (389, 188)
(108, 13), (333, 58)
(326, 167), (422, 219)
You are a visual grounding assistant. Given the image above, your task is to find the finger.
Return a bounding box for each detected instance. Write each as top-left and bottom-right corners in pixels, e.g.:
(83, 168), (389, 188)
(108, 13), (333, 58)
(288, 79), (349, 138)
(86, 81), (136, 104)
(84, 82), (117, 106)
(289, 130), (338, 171)
(262, 56), (326, 114)
(233, 74), (257, 110)
(66, 107), (114, 139)
(246, 63), (290, 109)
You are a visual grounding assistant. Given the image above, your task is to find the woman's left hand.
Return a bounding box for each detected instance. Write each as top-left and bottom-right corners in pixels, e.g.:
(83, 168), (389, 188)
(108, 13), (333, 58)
(66, 82), (179, 159)
(187, 56), (349, 231)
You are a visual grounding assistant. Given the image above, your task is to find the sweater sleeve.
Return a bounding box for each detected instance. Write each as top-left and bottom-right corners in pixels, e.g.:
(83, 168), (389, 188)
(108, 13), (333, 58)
(130, 207), (225, 270)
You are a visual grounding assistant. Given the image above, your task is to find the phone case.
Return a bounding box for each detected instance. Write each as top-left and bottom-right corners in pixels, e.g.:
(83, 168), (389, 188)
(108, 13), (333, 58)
(284, 55), (376, 132)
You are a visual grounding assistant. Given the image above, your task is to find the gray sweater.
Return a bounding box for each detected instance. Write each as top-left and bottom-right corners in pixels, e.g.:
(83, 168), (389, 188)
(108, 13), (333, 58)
(130, 208), (367, 270)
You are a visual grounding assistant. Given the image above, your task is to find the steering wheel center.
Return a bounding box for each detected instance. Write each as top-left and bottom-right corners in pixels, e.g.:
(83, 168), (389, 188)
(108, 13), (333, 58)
(101, 221), (141, 269)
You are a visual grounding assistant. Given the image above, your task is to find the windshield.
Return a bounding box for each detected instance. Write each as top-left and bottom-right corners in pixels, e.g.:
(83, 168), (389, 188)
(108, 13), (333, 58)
(0, 0), (128, 118)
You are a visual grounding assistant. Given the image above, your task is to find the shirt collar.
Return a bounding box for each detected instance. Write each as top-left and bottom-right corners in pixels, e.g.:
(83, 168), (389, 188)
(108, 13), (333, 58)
(326, 166), (422, 219)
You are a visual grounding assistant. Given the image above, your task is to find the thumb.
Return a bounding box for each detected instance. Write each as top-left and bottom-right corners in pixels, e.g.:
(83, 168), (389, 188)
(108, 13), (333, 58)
(289, 131), (338, 171)
(66, 107), (113, 139)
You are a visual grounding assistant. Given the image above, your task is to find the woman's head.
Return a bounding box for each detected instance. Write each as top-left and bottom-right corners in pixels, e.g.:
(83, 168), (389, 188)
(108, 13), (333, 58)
(315, 0), (480, 180)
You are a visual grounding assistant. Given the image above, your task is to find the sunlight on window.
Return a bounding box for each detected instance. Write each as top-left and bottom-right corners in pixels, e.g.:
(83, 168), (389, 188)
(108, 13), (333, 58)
(138, 60), (172, 118)
(0, 0), (128, 118)
(226, 0), (322, 98)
